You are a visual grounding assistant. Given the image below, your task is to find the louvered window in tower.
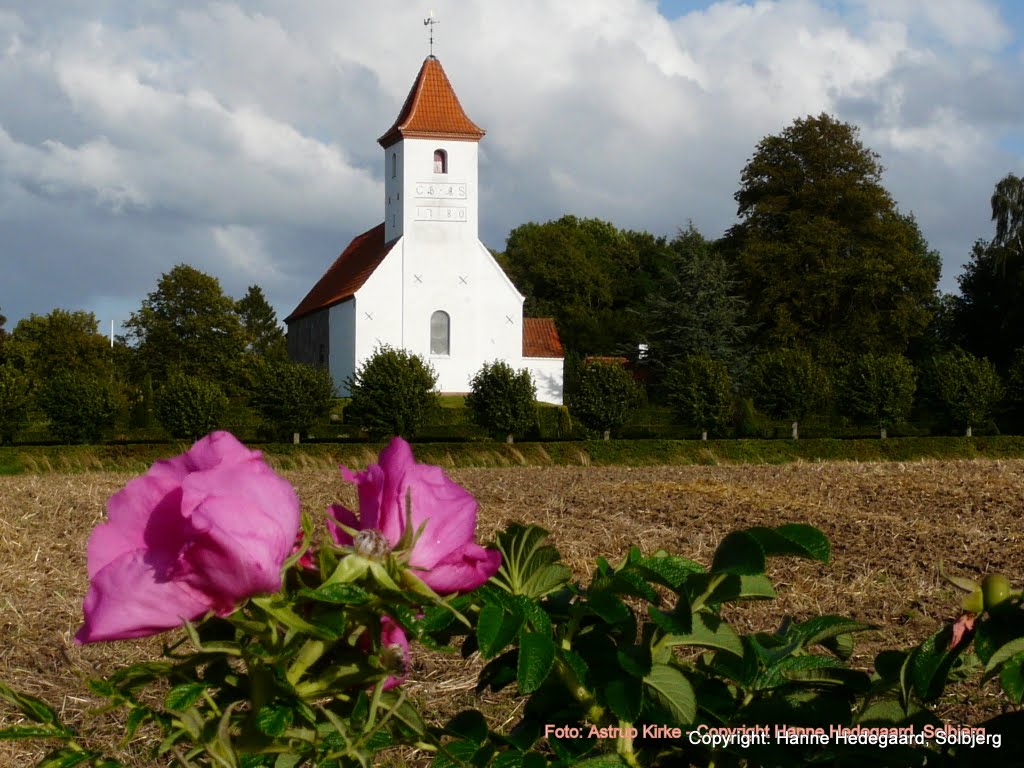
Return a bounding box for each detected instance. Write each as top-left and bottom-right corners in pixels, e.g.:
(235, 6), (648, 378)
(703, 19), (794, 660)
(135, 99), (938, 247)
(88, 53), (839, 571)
(430, 310), (450, 355)
(434, 149), (447, 174)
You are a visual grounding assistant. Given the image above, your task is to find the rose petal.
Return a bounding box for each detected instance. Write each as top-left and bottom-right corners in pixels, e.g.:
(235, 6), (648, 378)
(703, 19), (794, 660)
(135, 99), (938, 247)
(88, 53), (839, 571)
(181, 496), (293, 610)
(418, 543), (501, 593)
(379, 618), (410, 690)
(327, 505), (359, 546)
(75, 550), (212, 643)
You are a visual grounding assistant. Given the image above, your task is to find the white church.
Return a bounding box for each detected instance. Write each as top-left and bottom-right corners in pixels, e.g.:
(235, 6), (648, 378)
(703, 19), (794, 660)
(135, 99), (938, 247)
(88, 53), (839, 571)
(286, 55), (565, 404)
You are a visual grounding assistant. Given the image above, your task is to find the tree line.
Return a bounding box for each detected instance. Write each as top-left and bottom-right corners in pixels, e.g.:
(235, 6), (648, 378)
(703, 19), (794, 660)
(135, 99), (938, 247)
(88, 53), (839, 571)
(496, 114), (1024, 438)
(1, 113), (1023, 442)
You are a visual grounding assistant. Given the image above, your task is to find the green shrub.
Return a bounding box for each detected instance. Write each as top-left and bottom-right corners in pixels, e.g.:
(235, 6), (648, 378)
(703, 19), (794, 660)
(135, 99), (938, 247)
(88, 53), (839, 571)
(466, 361), (536, 443)
(926, 349), (1003, 437)
(747, 349), (830, 439)
(38, 372), (118, 444)
(345, 345), (438, 438)
(567, 361), (642, 440)
(839, 353), (916, 438)
(666, 354), (733, 439)
(251, 360), (335, 441)
(0, 364), (32, 444)
(155, 373), (228, 440)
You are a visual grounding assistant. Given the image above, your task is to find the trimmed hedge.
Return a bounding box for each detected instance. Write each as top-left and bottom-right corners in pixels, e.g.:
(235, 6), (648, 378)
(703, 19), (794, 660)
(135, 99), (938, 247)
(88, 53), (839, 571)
(5, 435), (1024, 474)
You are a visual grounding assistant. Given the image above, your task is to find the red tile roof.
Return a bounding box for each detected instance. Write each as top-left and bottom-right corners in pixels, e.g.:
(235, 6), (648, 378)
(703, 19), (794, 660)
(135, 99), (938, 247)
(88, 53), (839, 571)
(378, 56), (485, 148)
(286, 223), (395, 322)
(523, 318), (564, 358)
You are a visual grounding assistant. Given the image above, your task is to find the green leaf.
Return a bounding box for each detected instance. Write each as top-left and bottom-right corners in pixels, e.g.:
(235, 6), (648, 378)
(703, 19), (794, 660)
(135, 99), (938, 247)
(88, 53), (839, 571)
(791, 616), (874, 649)
(299, 582), (371, 604)
(758, 655), (850, 690)
(647, 604), (692, 635)
(274, 755), (302, 768)
(36, 748), (95, 768)
(1000, 654), (1024, 705)
(587, 590), (631, 625)
(902, 625), (967, 703)
(711, 531), (764, 575)
(518, 632), (556, 694)
(255, 704), (294, 738)
(164, 683), (206, 711)
(782, 665), (871, 692)
(605, 676), (643, 721)
(493, 751), (553, 768)
(983, 637), (1024, 676)
(661, 612), (743, 657)
(0, 725), (70, 740)
(477, 603), (524, 659)
(610, 570), (660, 603)
(123, 707), (150, 742)
(514, 595), (552, 636)
(821, 632), (855, 662)
(748, 524), (830, 563)
(0, 681), (61, 726)
(572, 756), (629, 767)
(643, 664), (696, 724)
(699, 573), (776, 604)
(616, 645), (651, 678)
(434, 739), (479, 768)
(492, 523), (571, 598)
(632, 552), (704, 591)
(445, 710), (489, 745)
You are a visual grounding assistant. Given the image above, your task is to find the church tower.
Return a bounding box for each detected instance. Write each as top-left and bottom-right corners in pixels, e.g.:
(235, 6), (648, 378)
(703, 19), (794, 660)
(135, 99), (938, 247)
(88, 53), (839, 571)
(286, 54), (564, 405)
(378, 56), (485, 245)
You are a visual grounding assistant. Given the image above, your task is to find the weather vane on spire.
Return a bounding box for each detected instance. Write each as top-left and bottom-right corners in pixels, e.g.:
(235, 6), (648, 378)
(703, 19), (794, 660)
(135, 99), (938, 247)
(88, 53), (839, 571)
(423, 10), (439, 57)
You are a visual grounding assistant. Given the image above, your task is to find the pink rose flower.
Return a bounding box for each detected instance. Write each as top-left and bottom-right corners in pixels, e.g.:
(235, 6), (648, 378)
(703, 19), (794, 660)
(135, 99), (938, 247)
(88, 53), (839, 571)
(377, 618), (410, 690)
(76, 432), (301, 644)
(328, 438), (500, 594)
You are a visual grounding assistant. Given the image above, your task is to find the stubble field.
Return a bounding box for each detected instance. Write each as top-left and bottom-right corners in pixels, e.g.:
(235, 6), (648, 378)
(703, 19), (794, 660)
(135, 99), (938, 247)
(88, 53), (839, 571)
(1, 457), (1022, 765)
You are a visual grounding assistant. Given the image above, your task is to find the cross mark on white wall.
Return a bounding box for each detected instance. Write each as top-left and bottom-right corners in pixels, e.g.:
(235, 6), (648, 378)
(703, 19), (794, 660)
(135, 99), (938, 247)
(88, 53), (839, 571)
(458, 275), (468, 285)
(413, 274), (423, 284)
(364, 312), (374, 321)
(505, 315), (514, 324)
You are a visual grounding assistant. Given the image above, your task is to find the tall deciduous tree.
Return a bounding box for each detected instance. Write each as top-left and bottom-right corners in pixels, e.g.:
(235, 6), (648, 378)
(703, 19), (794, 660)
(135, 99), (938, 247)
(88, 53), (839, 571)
(726, 114), (940, 364)
(747, 348), (830, 439)
(237, 285), (286, 358)
(125, 265), (246, 388)
(0, 364), (31, 444)
(6, 309), (113, 381)
(839, 353), (916, 439)
(645, 225), (751, 377)
(567, 361), (641, 440)
(926, 349), (1003, 437)
(665, 354), (733, 440)
(251, 360), (335, 441)
(499, 216), (672, 354)
(951, 239), (1024, 371)
(991, 172), (1024, 264)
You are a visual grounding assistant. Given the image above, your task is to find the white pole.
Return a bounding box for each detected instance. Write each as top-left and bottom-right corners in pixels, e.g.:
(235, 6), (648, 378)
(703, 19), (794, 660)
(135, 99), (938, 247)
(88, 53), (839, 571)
(110, 319), (114, 348)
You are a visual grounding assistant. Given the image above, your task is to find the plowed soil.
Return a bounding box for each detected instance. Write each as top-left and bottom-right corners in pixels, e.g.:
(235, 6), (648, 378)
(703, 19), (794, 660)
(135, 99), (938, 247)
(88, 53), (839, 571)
(2, 459), (1022, 765)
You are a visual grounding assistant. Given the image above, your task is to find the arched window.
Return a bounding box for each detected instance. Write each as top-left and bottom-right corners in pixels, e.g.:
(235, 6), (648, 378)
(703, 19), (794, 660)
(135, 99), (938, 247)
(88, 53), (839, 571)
(433, 149), (447, 174)
(430, 310), (450, 355)
(391, 152), (396, 178)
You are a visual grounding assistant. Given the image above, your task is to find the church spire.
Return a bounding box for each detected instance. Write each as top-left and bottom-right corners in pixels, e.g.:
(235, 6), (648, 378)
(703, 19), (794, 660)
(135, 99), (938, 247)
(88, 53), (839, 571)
(377, 57), (485, 148)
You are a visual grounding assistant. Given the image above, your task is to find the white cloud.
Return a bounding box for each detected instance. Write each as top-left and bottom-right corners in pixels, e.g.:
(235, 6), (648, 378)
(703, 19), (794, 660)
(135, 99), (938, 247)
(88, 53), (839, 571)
(0, 0), (1021, 329)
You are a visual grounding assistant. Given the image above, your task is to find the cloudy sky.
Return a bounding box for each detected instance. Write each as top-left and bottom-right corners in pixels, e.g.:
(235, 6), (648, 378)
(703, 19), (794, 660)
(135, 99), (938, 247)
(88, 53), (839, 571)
(2, 0), (1022, 333)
